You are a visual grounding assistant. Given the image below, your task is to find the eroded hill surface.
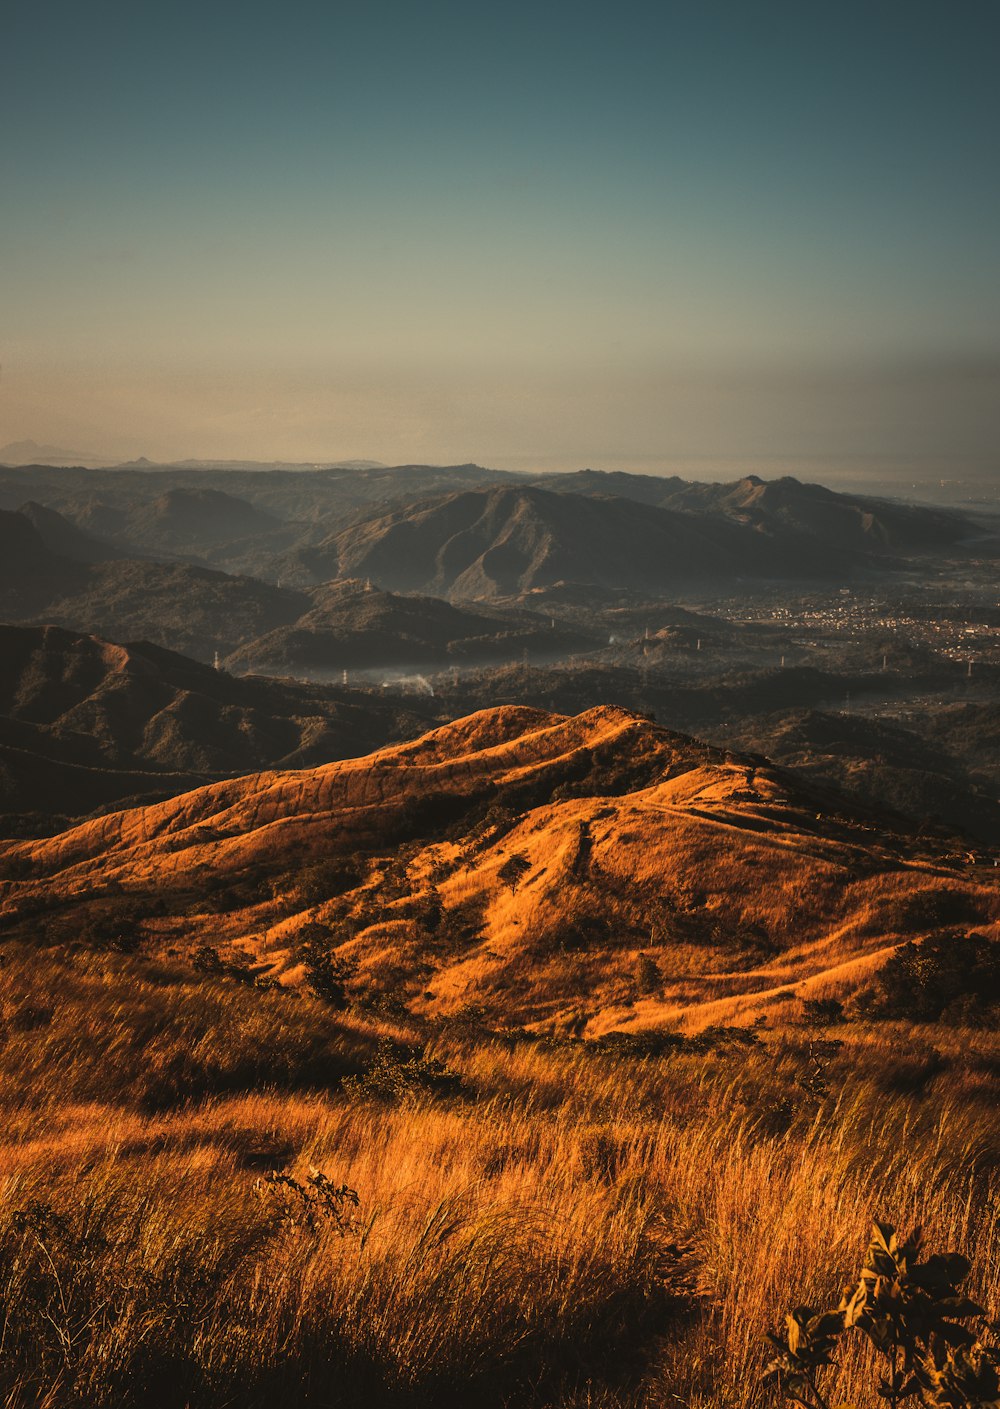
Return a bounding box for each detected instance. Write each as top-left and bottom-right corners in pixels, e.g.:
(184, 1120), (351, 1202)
(320, 485), (861, 596)
(2, 705), (995, 1032)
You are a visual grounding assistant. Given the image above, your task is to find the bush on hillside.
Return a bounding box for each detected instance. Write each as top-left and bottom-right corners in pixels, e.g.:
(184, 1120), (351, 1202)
(293, 923), (355, 1007)
(342, 1040), (463, 1102)
(294, 855), (366, 905)
(856, 932), (1000, 1026)
(799, 996), (845, 1027)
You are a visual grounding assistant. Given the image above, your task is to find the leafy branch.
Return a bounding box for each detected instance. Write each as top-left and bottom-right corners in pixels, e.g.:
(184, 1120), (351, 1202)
(764, 1222), (999, 1409)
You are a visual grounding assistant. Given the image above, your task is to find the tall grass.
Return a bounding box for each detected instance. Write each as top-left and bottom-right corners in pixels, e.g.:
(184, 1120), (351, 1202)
(0, 944), (997, 1407)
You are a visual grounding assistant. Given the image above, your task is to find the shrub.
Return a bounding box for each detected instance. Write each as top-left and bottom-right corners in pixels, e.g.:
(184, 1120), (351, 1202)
(192, 944), (256, 983)
(255, 1168), (359, 1235)
(342, 1040), (463, 1102)
(764, 1221), (997, 1409)
(634, 952), (664, 996)
(591, 1028), (687, 1059)
(857, 933), (1000, 1025)
(293, 924), (355, 1007)
(800, 997), (845, 1027)
(294, 856), (365, 906)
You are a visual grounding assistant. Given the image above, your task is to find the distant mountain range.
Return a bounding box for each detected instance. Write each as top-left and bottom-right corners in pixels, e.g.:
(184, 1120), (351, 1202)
(0, 444), (391, 471)
(0, 462), (517, 543)
(0, 439), (111, 467)
(0, 463), (987, 688)
(0, 507), (309, 659)
(314, 480), (970, 598)
(535, 469), (971, 552)
(0, 462), (975, 585)
(0, 505), (600, 666)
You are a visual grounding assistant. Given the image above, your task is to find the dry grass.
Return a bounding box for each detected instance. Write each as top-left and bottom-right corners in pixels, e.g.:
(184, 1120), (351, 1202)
(4, 704), (996, 1038)
(0, 708), (997, 1404)
(0, 941), (997, 1407)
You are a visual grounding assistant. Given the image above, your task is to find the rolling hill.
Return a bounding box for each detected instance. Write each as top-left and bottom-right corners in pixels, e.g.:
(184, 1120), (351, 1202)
(121, 487), (285, 553)
(0, 624), (434, 824)
(0, 506), (311, 658)
(2, 704), (995, 1031)
(0, 461), (516, 559)
(18, 501), (125, 562)
(0, 501), (601, 669)
(0, 509), (86, 613)
(429, 659), (1000, 843)
(39, 560), (310, 660)
(225, 578), (595, 675)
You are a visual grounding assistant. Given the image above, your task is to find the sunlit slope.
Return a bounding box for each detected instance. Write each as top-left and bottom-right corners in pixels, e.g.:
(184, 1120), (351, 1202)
(1, 705), (996, 1029)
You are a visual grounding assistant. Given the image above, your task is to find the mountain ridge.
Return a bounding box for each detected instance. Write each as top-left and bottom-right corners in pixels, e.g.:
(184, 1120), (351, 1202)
(3, 703), (994, 1032)
(321, 483), (860, 598)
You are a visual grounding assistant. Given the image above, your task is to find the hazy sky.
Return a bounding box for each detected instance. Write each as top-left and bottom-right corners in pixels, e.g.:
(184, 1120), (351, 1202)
(3, 0), (999, 477)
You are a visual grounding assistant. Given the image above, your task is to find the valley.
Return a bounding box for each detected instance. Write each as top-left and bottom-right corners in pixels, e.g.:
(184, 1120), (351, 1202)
(0, 456), (997, 1409)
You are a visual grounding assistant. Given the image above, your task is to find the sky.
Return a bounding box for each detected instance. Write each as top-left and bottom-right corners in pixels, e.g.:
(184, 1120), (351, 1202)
(2, 0), (999, 481)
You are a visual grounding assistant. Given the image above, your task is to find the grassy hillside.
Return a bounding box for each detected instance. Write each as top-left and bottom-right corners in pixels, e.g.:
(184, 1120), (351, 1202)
(2, 706), (995, 1029)
(0, 943), (997, 1407)
(0, 705), (997, 1408)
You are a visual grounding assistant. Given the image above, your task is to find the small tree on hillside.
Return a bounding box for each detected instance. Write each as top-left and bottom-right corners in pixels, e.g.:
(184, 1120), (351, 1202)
(295, 923), (355, 1008)
(634, 952), (663, 996)
(498, 853), (531, 896)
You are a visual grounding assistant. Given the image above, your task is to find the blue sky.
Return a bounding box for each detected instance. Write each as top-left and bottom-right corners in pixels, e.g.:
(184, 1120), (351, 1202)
(2, 0), (998, 476)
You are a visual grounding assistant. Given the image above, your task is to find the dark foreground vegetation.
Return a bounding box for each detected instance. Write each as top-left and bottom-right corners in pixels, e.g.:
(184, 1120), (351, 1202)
(0, 938), (999, 1408)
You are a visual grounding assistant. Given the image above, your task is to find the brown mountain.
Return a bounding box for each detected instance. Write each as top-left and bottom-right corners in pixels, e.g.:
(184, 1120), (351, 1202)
(0, 624), (434, 825)
(534, 470), (973, 553)
(428, 659), (998, 843)
(225, 579), (596, 675)
(319, 484), (856, 599)
(2, 705), (994, 1031)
